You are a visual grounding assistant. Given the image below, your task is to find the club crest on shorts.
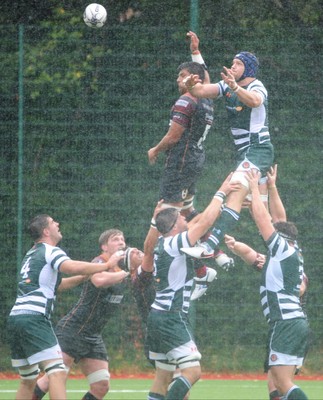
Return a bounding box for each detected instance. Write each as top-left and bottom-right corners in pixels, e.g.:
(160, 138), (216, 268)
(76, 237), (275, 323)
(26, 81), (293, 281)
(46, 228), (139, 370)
(242, 161), (250, 169)
(270, 353), (278, 362)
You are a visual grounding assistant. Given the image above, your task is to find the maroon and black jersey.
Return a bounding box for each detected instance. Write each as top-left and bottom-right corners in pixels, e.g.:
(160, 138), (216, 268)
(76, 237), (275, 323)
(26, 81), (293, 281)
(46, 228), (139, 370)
(160, 94), (214, 203)
(56, 254), (127, 338)
(166, 94), (213, 169)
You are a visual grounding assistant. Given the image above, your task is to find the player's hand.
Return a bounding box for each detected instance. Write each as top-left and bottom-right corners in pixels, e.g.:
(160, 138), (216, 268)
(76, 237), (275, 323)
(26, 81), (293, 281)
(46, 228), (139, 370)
(183, 74), (202, 90)
(224, 234), (236, 251)
(220, 66), (238, 90)
(148, 148), (158, 165)
(153, 199), (164, 219)
(267, 164), (278, 188)
(246, 169), (261, 192)
(218, 172), (241, 196)
(187, 31), (199, 53)
(106, 250), (126, 270)
(254, 253), (266, 269)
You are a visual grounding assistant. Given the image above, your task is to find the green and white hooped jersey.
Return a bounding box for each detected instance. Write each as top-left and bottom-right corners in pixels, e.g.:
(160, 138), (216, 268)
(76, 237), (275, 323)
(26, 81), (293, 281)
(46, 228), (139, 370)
(152, 232), (194, 313)
(10, 242), (70, 318)
(261, 232), (305, 324)
(217, 79), (270, 152)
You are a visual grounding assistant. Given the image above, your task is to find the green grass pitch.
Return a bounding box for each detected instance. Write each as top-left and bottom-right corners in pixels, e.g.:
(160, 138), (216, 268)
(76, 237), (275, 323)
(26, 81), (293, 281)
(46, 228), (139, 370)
(0, 378), (322, 399)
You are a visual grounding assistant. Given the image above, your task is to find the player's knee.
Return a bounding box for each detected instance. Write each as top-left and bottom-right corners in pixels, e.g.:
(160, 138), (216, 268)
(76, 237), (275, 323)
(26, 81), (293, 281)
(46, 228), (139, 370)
(88, 369), (110, 396)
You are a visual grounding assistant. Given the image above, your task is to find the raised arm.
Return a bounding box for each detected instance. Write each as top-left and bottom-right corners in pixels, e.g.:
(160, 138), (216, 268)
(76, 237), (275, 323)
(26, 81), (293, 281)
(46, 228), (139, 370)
(267, 164), (287, 223)
(187, 31), (210, 84)
(58, 275), (88, 292)
(224, 234), (266, 269)
(247, 169), (275, 242)
(141, 201), (164, 272)
(220, 66), (263, 108)
(59, 250), (125, 276)
(91, 269), (129, 288)
(187, 173), (240, 245)
(184, 75), (220, 99)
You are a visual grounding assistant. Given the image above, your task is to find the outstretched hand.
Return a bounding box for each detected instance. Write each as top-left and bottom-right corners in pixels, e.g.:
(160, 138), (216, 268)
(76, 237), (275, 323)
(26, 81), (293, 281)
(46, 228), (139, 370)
(267, 164), (278, 188)
(107, 249), (127, 270)
(224, 234), (236, 251)
(183, 74), (202, 90)
(153, 199), (164, 220)
(220, 66), (238, 90)
(187, 31), (199, 53)
(246, 169), (261, 192)
(148, 147), (158, 165)
(218, 172), (242, 196)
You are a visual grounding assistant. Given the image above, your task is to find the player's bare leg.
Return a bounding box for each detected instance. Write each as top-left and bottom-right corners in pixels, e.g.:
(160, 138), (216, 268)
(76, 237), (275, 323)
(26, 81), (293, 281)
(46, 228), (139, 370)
(80, 358), (110, 400)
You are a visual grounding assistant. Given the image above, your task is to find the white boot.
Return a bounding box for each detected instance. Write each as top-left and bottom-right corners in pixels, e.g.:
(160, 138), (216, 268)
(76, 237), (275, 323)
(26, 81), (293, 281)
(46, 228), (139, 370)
(190, 267), (217, 301)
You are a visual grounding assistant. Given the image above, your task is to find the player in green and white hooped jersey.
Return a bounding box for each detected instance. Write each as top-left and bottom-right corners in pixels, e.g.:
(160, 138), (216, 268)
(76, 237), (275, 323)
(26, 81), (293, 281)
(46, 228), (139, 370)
(182, 43), (274, 261)
(225, 164), (309, 400)
(7, 214), (125, 400)
(142, 175), (241, 400)
(247, 170), (309, 400)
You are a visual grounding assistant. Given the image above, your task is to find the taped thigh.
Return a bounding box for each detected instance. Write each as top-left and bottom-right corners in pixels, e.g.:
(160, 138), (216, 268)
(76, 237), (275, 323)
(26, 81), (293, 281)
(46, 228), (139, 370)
(176, 352), (201, 369)
(231, 171), (250, 189)
(155, 360), (176, 372)
(44, 359), (66, 376)
(167, 340), (201, 370)
(160, 203), (182, 211)
(18, 364), (40, 380)
(182, 195), (194, 210)
(231, 159), (260, 189)
(245, 193), (268, 202)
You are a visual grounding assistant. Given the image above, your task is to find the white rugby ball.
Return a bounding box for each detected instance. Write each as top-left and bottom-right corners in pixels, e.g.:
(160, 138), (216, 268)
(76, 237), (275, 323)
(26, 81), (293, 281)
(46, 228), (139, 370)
(83, 3), (107, 28)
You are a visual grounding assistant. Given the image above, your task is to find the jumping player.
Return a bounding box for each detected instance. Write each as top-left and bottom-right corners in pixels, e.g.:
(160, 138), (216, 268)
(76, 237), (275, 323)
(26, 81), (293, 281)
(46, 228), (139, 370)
(182, 34), (274, 261)
(148, 31), (234, 301)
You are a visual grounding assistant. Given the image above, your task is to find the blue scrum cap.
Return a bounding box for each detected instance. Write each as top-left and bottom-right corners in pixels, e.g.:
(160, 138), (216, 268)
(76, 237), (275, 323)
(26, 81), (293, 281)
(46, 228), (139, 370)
(234, 51), (259, 80)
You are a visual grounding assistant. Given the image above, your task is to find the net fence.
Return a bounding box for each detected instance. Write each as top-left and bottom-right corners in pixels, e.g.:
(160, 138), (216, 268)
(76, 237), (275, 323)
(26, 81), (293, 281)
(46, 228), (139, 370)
(0, 22), (322, 374)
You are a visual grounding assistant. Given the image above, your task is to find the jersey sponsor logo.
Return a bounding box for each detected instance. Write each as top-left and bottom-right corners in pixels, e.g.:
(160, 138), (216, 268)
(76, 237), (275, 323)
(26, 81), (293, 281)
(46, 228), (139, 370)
(106, 294), (123, 304)
(225, 105), (244, 113)
(176, 99), (190, 108)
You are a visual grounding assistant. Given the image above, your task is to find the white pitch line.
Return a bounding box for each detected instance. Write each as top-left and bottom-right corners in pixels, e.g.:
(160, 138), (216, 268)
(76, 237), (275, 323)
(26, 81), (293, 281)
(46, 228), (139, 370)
(0, 389), (148, 393)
